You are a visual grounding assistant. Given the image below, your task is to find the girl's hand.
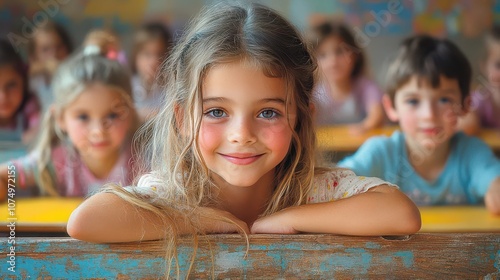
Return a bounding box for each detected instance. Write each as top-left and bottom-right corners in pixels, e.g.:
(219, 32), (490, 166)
(196, 207), (250, 234)
(348, 123), (367, 136)
(485, 178), (500, 215)
(251, 208), (298, 234)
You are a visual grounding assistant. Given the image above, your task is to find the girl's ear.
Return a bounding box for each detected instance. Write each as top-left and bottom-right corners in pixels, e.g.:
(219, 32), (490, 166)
(53, 106), (66, 132)
(382, 94), (399, 122)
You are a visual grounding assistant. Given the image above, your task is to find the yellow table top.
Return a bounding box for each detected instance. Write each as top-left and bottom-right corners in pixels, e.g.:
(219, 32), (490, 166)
(419, 206), (500, 232)
(0, 197), (83, 232)
(1, 198), (500, 233)
(316, 126), (500, 152)
(316, 126), (396, 152)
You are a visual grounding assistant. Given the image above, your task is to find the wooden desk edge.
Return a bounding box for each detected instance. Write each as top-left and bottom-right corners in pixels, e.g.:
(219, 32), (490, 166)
(3, 233), (499, 278)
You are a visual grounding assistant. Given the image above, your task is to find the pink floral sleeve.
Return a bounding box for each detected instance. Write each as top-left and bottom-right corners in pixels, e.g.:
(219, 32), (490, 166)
(307, 169), (397, 204)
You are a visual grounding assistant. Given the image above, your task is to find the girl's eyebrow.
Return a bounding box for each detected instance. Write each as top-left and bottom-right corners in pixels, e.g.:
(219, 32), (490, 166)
(202, 97), (286, 105)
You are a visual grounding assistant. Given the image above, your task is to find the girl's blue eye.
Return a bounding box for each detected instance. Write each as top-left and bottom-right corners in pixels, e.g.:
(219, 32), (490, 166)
(495, 61), (500, 70)
(406, 99), (419, 106)
(206, 109), (226, 118)
(77, 114), (89, 121)
(107, 112), (119, 120)
(259, 109), (279, 119)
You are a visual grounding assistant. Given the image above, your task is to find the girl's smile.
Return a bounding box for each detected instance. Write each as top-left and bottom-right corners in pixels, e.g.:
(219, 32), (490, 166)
(218, 152), (265, 165)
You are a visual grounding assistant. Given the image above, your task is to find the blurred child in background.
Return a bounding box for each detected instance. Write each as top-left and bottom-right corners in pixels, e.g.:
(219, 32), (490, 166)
(28, 21), (72, 113)
(130, 22), (172, 121)
(83, 29), (127, 65)
(460, 25), (500, 134)
(311, 21), (384, 134)
(0, 39), (40, 145)
(339, 35), (500, 214)
(0, 53), (139, 200)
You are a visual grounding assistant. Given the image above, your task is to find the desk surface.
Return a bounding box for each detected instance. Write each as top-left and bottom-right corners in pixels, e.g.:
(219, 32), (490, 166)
(1, 198), (500, 233)
(0, 197), (82, 232)
(316, 126), (500, 152)
(5, 234), (500, 279)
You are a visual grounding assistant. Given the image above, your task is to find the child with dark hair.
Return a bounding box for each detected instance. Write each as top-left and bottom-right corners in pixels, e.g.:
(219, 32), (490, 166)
(339, 35), (500, 214)
(311, 21), (384, 134)
(0, 39), (40, 144)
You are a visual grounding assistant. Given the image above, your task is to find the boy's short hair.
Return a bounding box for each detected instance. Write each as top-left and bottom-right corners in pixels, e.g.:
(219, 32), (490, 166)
(385, 35), (471, 103)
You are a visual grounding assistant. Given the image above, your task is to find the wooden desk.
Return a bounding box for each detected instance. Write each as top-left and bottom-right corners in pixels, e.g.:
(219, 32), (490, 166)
(2, 234), (499, 278)
(419, 206), (500, 232)
(316, 126), (500, 152)
(0, 198), (83, 232)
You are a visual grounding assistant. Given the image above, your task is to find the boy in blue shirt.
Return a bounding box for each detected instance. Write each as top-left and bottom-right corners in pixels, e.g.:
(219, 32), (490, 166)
(339, 35), (500, 214)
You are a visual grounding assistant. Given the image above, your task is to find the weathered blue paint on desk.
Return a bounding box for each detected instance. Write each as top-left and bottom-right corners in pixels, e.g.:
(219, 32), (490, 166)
(1, 234), (499, 279)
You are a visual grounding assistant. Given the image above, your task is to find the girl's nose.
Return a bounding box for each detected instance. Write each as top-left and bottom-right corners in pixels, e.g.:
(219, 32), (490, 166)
(227, 118), (257, 145)
(88, 120), (105, 138)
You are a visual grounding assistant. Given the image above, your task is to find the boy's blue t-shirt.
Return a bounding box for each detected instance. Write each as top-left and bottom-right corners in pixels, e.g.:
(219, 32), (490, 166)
(338, 131), (500, 205)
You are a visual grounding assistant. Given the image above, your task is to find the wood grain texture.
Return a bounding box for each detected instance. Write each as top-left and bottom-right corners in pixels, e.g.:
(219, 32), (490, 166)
(1, 233), (499, 279)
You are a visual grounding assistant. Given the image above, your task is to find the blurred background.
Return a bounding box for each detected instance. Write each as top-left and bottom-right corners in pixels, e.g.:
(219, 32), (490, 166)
(0, 0), (498, 85)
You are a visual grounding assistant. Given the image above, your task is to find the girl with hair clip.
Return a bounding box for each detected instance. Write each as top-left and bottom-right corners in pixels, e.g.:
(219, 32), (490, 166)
(0, 39), (40, 145)
(131, 22), (172, 121)
(28, 20), (72, 113)
(83, 29), (127, 65)
(311, 21), (385, 134)
(68, 3), (420, 277)
(0, 52), (139, 200)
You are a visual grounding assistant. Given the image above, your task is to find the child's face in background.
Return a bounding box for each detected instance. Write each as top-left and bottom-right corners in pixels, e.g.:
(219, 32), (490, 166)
(385, 75), (465, 151)
(33, 30), (69, 62)
(58, 83), (132, 160)
(136, 39), (167, 82)
(316, 35), (356, 82)
(0, 66), (24, 121)
(199, 60), (295, 189)
(485, 42), (500, 91)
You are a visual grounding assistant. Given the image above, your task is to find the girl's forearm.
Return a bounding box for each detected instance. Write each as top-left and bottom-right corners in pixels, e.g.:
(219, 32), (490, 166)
(67, 192), (174, 243)
(284, 186), (421, 236)
(67, 193), (248, 243)
(485, 178), (500, 215)
(362, 105), (384, 130)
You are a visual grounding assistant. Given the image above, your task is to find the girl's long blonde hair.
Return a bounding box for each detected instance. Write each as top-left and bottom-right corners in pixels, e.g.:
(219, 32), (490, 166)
(105, 2), (319, 277)
(34, 53), (138, 196)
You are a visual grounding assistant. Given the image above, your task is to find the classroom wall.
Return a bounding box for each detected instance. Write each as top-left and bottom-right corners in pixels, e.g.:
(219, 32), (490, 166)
(0, 0), (498, 87)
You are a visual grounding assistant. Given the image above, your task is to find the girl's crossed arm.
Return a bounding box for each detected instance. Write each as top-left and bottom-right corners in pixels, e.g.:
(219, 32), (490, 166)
(485, 177), (500, 215)
(67, 192), (250, 243)
(251, 185), (421, 236)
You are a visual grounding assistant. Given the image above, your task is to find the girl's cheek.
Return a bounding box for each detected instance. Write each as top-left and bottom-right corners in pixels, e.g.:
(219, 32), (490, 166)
(259, 122), (292, 145)
(199, 123), (221, 149)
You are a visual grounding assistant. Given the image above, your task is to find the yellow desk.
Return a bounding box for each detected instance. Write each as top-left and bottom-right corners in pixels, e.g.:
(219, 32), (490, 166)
(0, 197), (83, 232)
(316, 126), (500, 152)
(316, 126), (397, 152)
(1, 198), (500, 233)
(419, 206), (500, 232)
(477, 129), (500, 151)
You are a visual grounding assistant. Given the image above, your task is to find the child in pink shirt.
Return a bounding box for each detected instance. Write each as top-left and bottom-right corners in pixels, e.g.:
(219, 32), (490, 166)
(310, 21), (384, 134)
(0, 52), (139, 199)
